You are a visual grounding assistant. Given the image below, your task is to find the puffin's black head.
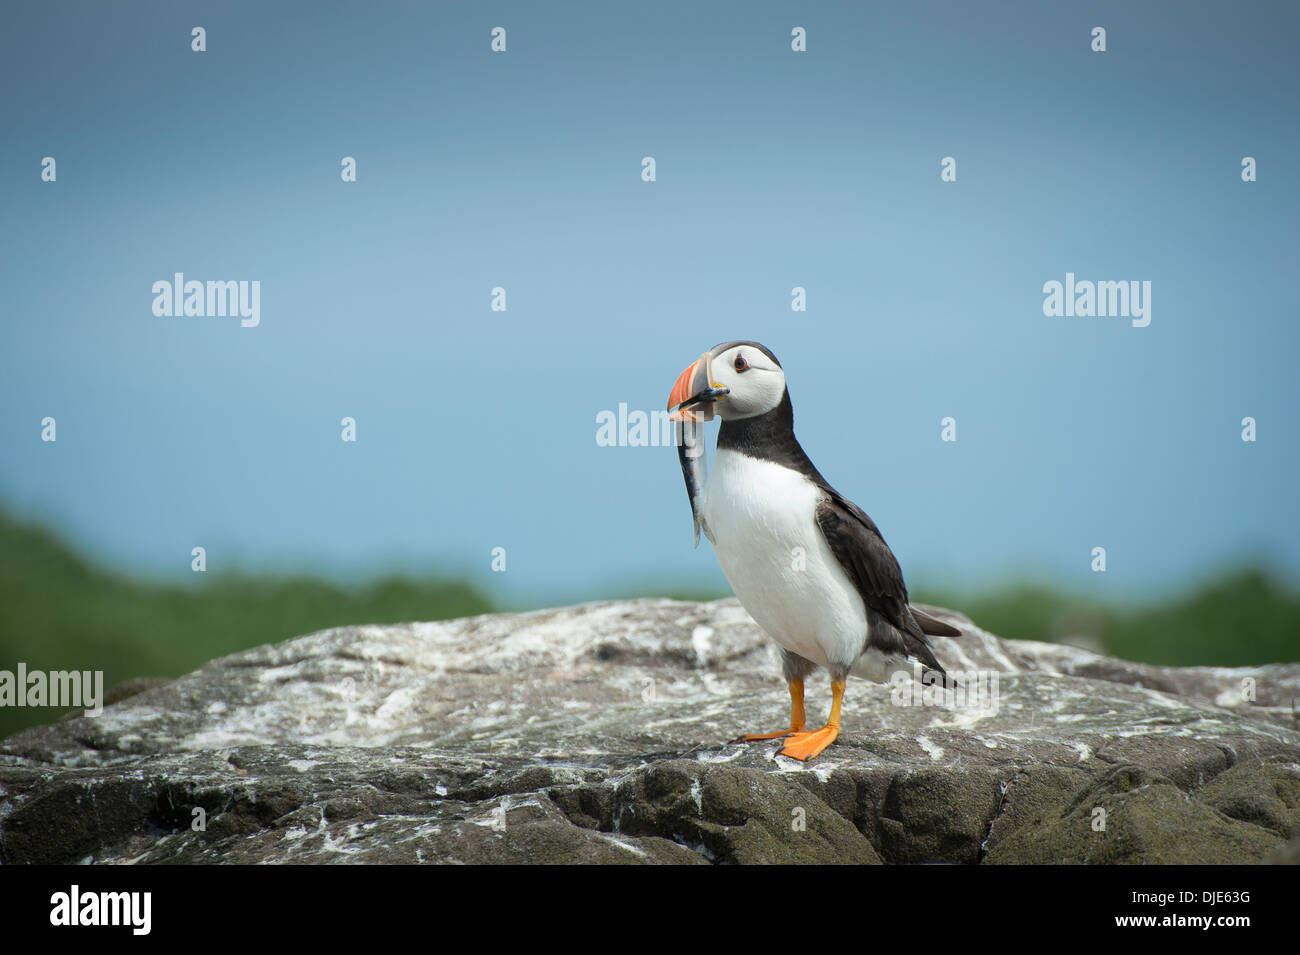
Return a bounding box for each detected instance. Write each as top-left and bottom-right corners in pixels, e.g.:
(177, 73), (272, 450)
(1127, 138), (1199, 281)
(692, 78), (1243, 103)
(667, 341), (787, 422)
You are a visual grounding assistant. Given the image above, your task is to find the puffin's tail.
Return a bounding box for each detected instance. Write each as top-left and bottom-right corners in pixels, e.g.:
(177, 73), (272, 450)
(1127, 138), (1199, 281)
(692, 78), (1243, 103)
(860, 607), (963, 687)
(908, 634), (960, 690)
(910, 605), (962, 638)
(904, 606), (961, 689)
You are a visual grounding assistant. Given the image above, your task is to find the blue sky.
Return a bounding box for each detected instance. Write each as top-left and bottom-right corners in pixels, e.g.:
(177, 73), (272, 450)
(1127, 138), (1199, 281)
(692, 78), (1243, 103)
(1, 1), (1297, 607)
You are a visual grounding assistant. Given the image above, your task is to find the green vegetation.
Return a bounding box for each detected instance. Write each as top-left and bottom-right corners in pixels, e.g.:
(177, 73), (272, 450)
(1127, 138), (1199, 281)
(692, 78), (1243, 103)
(1, 509), (1296, 739)
(916, 569), (1300, 669)
(0, 510), (491, 739)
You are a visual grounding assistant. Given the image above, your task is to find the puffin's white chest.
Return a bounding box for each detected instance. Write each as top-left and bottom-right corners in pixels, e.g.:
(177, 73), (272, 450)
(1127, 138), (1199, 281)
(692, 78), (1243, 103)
(701, 449), (868, 670)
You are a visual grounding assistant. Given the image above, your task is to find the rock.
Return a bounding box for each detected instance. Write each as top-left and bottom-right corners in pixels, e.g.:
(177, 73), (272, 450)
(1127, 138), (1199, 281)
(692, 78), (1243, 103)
(550, 760), (880, 864)
(984, 765), (1287, 864)
(1263, 837), (1300, 864)
(1199, 760), (1300, 839)
(1, 598), (1297, 864)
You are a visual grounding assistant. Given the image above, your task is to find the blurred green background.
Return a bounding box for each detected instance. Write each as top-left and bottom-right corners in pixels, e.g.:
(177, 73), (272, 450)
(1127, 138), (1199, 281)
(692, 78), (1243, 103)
(1, 506), (1297, 739)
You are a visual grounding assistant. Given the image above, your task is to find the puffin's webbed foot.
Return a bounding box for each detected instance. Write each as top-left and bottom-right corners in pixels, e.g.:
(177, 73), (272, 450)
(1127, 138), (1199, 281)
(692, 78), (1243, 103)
(730, 677), (805, 745)
(776, 678), (846, 762)
(731, 726), (802, 743)
(778, 723), (839, 760)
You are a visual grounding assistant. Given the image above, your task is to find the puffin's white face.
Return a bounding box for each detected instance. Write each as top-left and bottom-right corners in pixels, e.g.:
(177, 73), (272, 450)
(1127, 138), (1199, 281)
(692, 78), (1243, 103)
(666, 341), (786, 422)
(707, 343), (786, 420)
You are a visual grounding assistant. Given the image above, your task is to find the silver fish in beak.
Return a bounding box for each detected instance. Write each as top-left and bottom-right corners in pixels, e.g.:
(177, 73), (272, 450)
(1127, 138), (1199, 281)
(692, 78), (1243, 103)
(667, 352), (728, 546)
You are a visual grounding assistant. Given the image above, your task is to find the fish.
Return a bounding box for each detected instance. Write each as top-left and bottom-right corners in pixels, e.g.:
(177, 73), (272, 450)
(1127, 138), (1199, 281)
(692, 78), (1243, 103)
(675, 417), (710, 547)
(667, 351), (724, 548)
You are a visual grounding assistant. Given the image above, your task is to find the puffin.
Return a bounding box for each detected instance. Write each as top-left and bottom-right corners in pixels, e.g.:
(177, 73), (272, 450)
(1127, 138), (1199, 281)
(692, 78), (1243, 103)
(666, 340), (962, 761)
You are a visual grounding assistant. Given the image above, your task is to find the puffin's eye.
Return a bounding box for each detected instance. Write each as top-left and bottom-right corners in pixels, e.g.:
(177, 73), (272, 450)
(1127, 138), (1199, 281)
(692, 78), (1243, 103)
(734, 354), (749, 372)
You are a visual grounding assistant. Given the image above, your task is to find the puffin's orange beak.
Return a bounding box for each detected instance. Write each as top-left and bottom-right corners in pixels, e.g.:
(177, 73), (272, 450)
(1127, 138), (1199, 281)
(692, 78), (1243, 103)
(667, 353), (728, 422)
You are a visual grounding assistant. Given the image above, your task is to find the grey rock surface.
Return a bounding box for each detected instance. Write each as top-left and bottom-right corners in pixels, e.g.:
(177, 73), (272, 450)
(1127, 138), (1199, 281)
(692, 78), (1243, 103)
(1, 598), (1297, 864)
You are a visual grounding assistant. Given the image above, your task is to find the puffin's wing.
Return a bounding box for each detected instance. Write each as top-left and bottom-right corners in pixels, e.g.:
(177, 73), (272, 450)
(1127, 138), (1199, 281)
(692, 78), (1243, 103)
(814, 494), (961, 666)
(814, 495), (919, 636)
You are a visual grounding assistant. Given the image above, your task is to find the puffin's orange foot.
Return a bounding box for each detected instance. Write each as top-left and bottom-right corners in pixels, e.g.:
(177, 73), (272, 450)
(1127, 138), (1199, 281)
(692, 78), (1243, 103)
(731, 726), (804, 743)
(777, 723), (839, 761)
